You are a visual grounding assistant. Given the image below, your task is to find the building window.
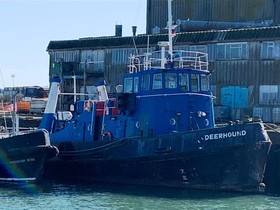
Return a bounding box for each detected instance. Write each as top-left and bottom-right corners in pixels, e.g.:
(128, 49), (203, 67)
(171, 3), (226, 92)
(216, 43), (248, 60)
(80, 50), (105, 74)
(190, 45), (207, 53)
(81, 50), (93, 62)
(52, 51), (79, 62)
(112, 48), (135, 64)
(141, 75), (150, 91)
(153, 73), (162, 89)
(165, 73), (177, 89)
(92, 50), (105, 72)
(261, 42), (274, 59)
(259, 85), (280, 105)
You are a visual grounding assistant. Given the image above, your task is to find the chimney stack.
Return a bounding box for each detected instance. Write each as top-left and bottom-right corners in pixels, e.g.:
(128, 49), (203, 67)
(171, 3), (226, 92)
(115, 25), (122, 37)
(274, 0), (280, 25)
(132, 26), (137, 36)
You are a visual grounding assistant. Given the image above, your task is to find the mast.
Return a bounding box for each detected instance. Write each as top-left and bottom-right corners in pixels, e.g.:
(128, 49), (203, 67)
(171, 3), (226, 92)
(168, 0), (173, 62)
(12, 93), (16, 134)
(73, 75), (77, 102)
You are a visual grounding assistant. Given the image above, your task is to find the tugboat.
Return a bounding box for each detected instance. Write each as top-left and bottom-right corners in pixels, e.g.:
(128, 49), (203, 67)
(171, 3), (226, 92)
(42, 0), (271, 193)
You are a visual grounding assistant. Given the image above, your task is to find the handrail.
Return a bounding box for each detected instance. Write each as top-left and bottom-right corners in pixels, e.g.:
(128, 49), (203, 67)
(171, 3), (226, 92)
(128, 50), (208, 73)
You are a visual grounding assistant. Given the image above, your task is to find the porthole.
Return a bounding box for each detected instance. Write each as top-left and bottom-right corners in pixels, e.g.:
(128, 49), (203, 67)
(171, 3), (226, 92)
(136, 121), (140, 128)
(205, 119), (209, 126)
(169, 118), (176, 125)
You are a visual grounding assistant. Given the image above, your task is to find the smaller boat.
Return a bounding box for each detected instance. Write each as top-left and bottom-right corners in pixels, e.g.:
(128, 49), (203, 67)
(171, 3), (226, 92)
(0, 129), (58, 182)
(0, 93), (58, 182)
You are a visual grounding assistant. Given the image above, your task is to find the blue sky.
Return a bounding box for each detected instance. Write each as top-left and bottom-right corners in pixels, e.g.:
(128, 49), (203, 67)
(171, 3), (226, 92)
(0, 0), (146, 87)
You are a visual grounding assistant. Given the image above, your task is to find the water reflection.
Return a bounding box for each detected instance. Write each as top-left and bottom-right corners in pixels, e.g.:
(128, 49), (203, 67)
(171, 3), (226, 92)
(0, 180), (279, 210)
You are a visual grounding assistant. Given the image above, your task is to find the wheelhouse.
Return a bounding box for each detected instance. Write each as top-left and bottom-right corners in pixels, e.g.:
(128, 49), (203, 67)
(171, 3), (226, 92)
(117, 47), (215, 135)
(123, 70), (211, 95)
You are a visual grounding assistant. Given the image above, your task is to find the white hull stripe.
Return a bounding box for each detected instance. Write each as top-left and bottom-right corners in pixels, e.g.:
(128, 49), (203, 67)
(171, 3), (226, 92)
(0, 177), (36, 181)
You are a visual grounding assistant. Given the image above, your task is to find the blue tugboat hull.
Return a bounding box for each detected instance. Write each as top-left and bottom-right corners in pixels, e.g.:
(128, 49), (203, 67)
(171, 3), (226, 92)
(44, 122), (271, 193)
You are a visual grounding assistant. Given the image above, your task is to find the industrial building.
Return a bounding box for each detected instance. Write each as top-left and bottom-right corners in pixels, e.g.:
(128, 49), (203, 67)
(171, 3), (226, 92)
(47, 0), (280, 123)
(147, 0), (280, 34)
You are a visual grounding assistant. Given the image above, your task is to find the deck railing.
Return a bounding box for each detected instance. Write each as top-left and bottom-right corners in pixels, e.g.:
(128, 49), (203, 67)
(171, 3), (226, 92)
(128, 50), (208, 73)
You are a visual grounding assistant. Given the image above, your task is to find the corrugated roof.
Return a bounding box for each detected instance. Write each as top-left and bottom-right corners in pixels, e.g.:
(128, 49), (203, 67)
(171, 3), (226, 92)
(47, 26), (280, 51)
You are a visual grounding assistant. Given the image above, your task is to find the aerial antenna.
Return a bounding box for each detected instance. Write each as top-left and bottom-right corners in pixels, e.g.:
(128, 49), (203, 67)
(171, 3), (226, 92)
(168, 0), (173, 62)
(0, 68), (7, 130)
(146, 35), (150, 54)
(132, 36), (139, 55)
(0, 68), (5, 88)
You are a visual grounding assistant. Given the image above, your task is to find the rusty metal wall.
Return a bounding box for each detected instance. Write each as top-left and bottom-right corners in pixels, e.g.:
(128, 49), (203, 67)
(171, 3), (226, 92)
(147, 0), (274, 34)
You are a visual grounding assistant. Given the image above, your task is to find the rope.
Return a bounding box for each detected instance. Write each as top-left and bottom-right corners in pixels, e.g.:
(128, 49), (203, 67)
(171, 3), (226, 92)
(59, 138), (132, 157)
(264, 123), (280, 133)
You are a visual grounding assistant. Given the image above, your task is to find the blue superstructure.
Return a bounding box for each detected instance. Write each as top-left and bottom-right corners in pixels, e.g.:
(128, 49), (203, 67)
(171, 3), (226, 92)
(47, 49), (215, 142)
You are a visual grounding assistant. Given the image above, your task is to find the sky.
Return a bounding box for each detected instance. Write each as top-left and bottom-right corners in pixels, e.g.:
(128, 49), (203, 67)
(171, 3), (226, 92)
(0, 0), (146, 88)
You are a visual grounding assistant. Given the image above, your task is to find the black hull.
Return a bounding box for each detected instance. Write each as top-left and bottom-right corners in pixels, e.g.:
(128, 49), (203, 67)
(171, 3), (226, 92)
(0, 130), (58, 182)
(264, 130), (280, 194)
(45, 123), (271, 193)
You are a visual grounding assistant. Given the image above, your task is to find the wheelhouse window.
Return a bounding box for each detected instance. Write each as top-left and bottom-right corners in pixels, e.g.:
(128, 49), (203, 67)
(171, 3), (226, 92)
(201, 75), (209, 91)
(179, 73), (189, 91)
(153, 73), (163, 89)
(124, 77), (133, 93)
(217, 43), (248, 60)
(141, 75), (150, 91)
(261, 42), (274, 59)
(191, 74), (199, 92)
(134, 77), (139, 93)
(165, 73), (177, 89)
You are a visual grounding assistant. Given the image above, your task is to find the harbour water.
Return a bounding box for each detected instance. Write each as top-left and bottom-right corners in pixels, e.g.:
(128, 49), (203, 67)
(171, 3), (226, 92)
(1, 181), (280, 210)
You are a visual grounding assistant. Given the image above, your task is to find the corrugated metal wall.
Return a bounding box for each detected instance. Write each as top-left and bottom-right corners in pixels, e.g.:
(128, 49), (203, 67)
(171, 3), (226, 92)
(211, 60), (280, 86)
(47, 25), (280, 121)
(48, 39), (280, 93)
(147, 0), (274, 34)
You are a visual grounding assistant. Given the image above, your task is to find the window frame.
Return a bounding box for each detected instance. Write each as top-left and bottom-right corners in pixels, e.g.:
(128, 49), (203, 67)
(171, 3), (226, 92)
(191, 74), (200, 92)
(165, 73), (177, 89)
(134, 77), (139, 93)
(201, 74), (209, 91)
(259, 85), (280, 105)
(152, 73), (163, 90)
(216, 42), (248, 60)
(179, 73), (189, 92)
(124, 77), (133, 93)
(261, 41), (275, 60)
(141, 75), (151, 91)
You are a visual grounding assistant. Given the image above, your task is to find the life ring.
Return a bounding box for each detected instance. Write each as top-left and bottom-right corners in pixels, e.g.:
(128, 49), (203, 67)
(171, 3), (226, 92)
(84, 100), (94, 111)
(102, 131), (112, 140)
